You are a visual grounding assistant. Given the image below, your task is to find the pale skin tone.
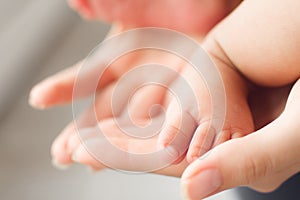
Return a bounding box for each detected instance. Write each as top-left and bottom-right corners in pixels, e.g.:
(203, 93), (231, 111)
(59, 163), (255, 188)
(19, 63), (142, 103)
(67, 0), (241, 35)
(29, 0), (300, 199)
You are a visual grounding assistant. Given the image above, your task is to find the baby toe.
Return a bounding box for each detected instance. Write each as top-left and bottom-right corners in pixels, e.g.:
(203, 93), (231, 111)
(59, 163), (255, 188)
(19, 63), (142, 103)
(186, 122), (216, 163)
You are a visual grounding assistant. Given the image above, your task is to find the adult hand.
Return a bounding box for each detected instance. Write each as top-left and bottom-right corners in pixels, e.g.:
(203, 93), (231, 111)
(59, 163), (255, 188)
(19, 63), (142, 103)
(30, 0), (243, 168)
(181, 0), (300, 198)
(181, 79), (300, 199)
(29, 24), (186, 167)
(29, 0), (300, 199)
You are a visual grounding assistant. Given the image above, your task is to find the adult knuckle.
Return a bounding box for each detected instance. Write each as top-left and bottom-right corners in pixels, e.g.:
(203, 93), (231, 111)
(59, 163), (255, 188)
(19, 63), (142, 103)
(243, 152), (275, 185)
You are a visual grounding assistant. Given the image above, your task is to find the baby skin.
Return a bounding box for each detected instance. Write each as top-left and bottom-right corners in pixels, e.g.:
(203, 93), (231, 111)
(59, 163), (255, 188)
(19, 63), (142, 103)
(29, 0), (300, 170)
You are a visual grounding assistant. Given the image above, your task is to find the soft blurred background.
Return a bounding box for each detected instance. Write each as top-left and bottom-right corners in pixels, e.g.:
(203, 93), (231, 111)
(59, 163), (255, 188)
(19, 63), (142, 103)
(0, 0), (242, 199)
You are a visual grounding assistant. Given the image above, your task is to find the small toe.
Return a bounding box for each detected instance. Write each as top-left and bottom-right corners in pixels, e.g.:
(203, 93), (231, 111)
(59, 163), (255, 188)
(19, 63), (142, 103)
(187, 122), (216, 163)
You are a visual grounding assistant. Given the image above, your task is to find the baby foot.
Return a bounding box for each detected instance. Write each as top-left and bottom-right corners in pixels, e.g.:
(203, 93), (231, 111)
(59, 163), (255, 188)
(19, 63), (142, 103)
(157, 52), (255, 163)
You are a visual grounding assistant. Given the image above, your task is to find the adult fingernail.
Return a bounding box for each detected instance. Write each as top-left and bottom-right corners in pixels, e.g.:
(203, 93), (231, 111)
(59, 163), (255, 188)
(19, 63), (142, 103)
(52, 159), (70, 170)
(182, 169), (222, 200)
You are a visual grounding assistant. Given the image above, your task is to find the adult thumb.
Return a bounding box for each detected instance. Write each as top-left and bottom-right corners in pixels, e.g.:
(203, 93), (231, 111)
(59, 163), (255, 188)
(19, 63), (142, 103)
(180, 113), (300, 200)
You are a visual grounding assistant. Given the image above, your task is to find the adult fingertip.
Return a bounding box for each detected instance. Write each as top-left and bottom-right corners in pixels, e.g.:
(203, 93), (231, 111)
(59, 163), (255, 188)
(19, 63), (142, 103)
(29, 78), (61, 109)
(51, 159), (71, 170)
(181, 167), (222, 200)
(71, 145), (94, 165)
(67, 133), (81, 154)
(51, 139), (74, 168)
(29, 85), (47, 109)
(71, 144), (101, 169)
(51, 134), (74, 166)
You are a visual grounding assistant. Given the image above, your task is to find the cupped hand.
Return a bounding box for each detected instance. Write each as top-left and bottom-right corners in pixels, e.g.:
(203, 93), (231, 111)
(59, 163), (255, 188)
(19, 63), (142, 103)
(29, 25), (254, 173)
(29, 24), (187, 167)
(29, 0), (300, 199)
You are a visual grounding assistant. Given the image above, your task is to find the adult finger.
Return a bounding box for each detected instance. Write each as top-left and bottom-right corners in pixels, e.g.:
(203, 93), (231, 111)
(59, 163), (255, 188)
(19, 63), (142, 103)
(181, 79), (300, 200)
(51, 82), (115, 167)
(29, 25), (135, 109)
